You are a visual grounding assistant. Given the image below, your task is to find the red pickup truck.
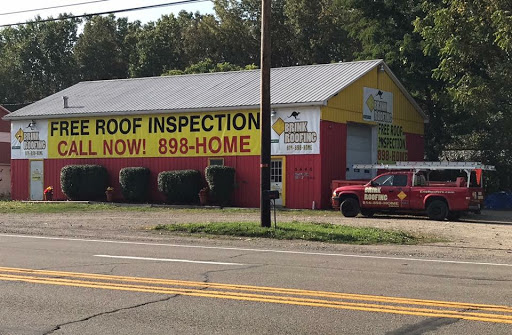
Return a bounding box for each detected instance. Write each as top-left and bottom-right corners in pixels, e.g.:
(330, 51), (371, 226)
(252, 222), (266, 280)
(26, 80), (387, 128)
(331, 171), (484, 221)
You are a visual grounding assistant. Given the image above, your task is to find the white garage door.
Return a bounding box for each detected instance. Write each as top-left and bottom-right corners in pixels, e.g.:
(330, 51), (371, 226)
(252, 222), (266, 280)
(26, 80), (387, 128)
(346, 124), (376, 180)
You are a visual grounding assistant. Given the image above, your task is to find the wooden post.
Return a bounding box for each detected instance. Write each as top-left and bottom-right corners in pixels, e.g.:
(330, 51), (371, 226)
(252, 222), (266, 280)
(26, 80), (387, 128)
(260, 0), (271, 227)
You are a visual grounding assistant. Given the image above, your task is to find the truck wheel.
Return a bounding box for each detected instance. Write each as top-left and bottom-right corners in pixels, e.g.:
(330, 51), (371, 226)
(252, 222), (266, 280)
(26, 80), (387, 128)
(360, 209), (374, 218)
(447, 211), (461, 221)
(427, 200), (448, 221)
(340, 198), (360, 217)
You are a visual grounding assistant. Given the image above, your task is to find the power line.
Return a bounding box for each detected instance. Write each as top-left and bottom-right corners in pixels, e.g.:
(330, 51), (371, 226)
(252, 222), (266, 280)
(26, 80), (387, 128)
(0, 0), (209, 28)
(0, 0), (113, 16)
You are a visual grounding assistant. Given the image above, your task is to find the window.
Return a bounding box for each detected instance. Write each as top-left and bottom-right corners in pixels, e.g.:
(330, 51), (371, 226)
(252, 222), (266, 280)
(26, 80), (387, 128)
(208, 158), (224, 166)
(271, 160), (282, 183)
(373, 174), (407, 187)
(414, 174), (426, 186)
(393, 174), (408, 187)
(374, 175), (393, 186)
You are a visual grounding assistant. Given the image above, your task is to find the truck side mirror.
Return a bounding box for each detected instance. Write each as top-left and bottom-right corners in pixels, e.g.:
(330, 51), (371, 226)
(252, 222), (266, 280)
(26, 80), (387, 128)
(371, 180), (377, 187)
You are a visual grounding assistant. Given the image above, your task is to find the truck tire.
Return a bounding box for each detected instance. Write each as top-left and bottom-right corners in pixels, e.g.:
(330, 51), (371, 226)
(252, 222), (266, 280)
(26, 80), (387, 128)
(340, 198), (360, 217)
(360, 209), (374, 218)
(427, 200), (448, 221)
(447, 211), (461, 221)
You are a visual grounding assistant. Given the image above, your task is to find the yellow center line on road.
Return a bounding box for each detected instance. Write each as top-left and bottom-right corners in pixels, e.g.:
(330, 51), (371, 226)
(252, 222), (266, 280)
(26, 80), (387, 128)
(2, 273), (512, 324)
(0, 267), (511, 324)
(0, 266), (510, 313)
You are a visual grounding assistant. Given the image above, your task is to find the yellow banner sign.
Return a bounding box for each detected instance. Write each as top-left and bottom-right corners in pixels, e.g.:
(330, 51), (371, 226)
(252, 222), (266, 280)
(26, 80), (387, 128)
(377, 123), (408, 164)
(48, 111), (260, 159)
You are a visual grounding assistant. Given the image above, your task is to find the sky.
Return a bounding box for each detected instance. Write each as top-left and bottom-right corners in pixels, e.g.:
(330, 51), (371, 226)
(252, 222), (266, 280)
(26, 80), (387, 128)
(0, 0), (215, 27)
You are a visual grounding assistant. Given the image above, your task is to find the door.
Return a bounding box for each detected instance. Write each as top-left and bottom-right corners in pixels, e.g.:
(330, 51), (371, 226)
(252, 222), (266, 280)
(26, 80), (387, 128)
(30, 160), (44, 200)
(270, 158), (284, 206)
(346, 124), (376, 180)
(364, 174), (410, 209)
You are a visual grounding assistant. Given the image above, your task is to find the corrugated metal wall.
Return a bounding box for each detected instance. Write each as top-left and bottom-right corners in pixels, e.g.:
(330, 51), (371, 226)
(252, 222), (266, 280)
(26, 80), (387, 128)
(0, 111), (9, 132)
(12, 155), (324, 209)
(320, 121), (347, 208)
(11, 160), (29, 200)
(40, 156), (261, 206)
(321, 68), (425, 135)
(0, 143), (10, 164)
(285, 154), (322, 209)
(0, 112), (9, 164)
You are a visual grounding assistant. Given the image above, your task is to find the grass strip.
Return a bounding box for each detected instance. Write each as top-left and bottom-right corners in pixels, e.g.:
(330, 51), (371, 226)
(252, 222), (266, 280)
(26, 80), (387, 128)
(0, 201), (254, 214)
(155, 221), (432, 245)
(0, 201), (329, 216)
(0, 201), (116, 213)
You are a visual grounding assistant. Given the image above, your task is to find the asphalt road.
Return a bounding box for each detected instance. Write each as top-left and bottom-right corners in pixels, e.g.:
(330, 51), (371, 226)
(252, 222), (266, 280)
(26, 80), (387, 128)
(0, 233), (511, 334)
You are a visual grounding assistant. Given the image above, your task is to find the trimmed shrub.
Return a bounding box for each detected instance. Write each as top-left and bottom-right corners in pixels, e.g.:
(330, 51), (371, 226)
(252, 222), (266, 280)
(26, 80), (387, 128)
(205, 166), (236, 206)
(60, 165), (108, 201)
(119, 167), (151, 202)
(158, 170), (202, 204)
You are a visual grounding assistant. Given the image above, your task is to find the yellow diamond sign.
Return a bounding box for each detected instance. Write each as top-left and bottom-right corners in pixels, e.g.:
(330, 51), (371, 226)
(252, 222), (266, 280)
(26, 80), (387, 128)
(272, 117), (285, 136)
(397, 191), (407, 200)
(366, 95), (375, 111)
(15, 128), (24, 143)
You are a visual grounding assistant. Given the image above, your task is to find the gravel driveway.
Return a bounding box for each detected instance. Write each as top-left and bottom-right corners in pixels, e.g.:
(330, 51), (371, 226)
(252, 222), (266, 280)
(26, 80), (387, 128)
(0, 208), (511, 263)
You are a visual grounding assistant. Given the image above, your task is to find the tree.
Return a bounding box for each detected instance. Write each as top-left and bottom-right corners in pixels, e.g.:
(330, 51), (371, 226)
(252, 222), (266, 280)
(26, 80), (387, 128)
(225, 0), (297, 67)
(212, 0), (260, 66)
(182, 13), (223, 65)
(0, 15), (80, 106)
(284, 0), (354, 64)
(74, 15), (136, 80)
(221, 0), (354, 67)
(416, 0), (512, 190)
(162, 58), (257, 76)
(339, 0), (455, 160)
(130, 13), (189, 77)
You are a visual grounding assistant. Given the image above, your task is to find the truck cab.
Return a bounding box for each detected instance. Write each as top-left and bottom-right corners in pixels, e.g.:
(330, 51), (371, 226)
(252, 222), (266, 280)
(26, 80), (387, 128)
(331, 162), (494, 221)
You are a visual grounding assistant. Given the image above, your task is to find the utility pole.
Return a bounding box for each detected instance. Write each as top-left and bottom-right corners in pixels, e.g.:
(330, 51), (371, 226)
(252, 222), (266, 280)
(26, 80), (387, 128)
(260, 0), (271, 228)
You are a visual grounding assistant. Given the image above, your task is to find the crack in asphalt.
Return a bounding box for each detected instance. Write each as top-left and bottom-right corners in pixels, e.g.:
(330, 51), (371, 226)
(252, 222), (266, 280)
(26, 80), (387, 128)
(201, 265), (263, 284)
(226, 252), (252, 260)
(384, 313), (462, 335)
(385, 307), (483, 335)
(42, 295), (177, 335)
(397, 271), (512, 283)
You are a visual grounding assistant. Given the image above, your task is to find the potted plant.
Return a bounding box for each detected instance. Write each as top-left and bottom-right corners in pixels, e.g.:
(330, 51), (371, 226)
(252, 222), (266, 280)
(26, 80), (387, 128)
(43, 186), (53, 201)
(198, 187), (209, 206)
(105, 186), (114, 202)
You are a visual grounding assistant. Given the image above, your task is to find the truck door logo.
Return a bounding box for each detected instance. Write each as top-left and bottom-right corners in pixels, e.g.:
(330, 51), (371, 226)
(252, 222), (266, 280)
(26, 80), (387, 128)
(364, 187), (388, 201)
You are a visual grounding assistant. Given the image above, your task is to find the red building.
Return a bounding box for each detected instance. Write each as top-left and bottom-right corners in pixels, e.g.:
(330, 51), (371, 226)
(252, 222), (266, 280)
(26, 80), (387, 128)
(4, 60), (426, 208)
(0, 105), (11, 197)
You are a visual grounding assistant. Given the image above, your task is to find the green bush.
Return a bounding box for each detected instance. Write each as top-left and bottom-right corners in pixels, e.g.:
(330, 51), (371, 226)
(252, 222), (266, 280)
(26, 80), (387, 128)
(119, 167), (150, 202)
(60, 165), (108, 201)
(205, 166), (235, 206)
(158, 170), (202, 204)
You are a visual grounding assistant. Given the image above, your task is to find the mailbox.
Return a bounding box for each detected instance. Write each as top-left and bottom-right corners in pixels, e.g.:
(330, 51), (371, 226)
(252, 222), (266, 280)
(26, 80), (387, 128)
(266, 190), (280, 200)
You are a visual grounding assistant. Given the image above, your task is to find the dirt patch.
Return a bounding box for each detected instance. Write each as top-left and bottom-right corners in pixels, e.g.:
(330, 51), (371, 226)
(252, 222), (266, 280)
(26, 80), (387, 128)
(0, 208), (511, 262)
